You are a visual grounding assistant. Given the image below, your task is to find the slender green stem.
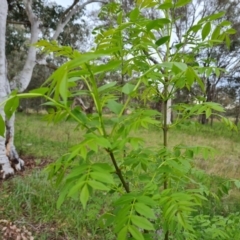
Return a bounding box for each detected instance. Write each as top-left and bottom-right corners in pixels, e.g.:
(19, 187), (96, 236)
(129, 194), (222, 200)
(83, 68), (107, 137)
(127, 198), (136, 226)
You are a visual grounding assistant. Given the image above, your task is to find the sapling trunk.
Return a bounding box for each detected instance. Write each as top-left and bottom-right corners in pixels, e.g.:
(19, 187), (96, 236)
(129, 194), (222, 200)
(163, 99), (168, 190)
(163, 84), (169, 240)
(108, 150), (130, 193)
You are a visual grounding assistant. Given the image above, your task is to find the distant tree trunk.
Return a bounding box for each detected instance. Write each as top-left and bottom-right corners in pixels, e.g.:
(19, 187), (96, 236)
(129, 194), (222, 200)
(73, 97), (94, 114)
(201, 79), (216, 125)
(210, 115), (214, 127)
(200, 114), (208, 124)
(235, 105), (240, 125)
(235, 114), (239, 125)
(151, 99), (162, 112)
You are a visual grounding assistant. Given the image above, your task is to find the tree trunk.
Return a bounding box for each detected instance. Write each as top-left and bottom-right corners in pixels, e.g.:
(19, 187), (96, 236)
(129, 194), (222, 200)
(201, 80), (216, 125)
(235, 114), (239, 125)
(200, 113), (208, 124)
(210, 114), (214, 127)
(0, 0), (24, 178)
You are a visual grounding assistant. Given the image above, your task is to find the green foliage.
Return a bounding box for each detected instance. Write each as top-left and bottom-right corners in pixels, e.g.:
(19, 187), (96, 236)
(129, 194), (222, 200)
(1, 0), (239, 239)
(4, 95), (19, 119)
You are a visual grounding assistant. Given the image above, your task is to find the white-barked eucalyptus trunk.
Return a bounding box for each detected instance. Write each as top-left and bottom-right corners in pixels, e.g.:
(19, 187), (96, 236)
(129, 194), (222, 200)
(0, 0), (23, 178)
(0, 0), (37, 178)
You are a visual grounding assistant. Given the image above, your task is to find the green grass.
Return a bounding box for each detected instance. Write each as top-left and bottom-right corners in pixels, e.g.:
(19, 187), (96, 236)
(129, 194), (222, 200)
(1, 113), (240, 239)
(14, 114), (82, 159)
(0, 171), (115, 239)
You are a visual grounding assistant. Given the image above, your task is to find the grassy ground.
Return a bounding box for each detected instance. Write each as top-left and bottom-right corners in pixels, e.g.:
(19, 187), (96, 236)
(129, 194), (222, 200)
(1, 113), (240, 239)
(13, 114), (240, 179)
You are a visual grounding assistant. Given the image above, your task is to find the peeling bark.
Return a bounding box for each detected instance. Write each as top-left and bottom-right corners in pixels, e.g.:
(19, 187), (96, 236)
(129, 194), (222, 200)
(5, 114), (24, 171)
(73, 97), (94, 114)
(6, 0), (41, 178)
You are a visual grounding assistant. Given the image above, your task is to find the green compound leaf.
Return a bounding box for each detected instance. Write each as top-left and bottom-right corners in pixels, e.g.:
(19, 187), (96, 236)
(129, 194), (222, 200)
(134, 203), (156, 219)
(202, 22), (211, 40)
(131, 215), (155, 230)
(128, 225), (144, 240)
(80, 184), (89, 209)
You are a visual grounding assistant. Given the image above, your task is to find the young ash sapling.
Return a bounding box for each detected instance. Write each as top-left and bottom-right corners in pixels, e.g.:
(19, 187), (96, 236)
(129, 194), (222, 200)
(1, 0), (240, 239)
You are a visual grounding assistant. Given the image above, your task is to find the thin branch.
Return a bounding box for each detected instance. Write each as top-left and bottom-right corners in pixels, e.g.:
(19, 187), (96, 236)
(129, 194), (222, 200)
(38, 0), (106, 67)
(7, 20), (29, 25)
(143, 50), (160, 65)
(46, 63), (58, 70)
(61, 0), (80, 22)
(52, 0), (107, 40)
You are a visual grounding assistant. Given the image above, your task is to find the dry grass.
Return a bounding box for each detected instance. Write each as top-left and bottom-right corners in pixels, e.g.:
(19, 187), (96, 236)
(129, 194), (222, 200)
(15, 113), (240, 179)
(137, 127), (240, 179)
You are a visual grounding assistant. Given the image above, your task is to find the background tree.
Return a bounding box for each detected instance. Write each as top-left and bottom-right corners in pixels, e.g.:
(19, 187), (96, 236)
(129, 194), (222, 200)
(6, 0), (93, 112)
(0, 0), (106, 179)
(171, 0), (240, 124)
(93, 0), (240, 124)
